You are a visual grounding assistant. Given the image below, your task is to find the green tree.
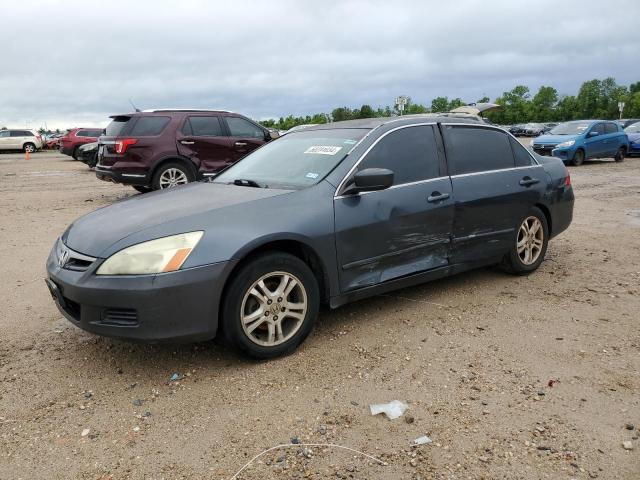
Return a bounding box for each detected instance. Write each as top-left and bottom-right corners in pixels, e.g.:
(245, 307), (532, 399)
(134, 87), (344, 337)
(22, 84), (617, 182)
(556, 95), (579, 121)
(358, 104), (374, 119)
(430, 96), (449, 113)
(477, 96), (490, 104)
(447, 98), (465, 110)
(530, 86), (558, 122)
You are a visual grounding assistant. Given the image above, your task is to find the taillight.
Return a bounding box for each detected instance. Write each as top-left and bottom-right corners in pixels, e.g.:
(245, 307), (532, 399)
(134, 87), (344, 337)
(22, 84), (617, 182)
(564, 168), (571, 187)
(115, 138), (138, 154)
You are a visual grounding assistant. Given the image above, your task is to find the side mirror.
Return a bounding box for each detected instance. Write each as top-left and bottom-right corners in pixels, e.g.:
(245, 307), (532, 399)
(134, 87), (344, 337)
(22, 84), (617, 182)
(269, 130), (280, 140)
(588, 130), (599, 137)
(343, 168), (394, 195)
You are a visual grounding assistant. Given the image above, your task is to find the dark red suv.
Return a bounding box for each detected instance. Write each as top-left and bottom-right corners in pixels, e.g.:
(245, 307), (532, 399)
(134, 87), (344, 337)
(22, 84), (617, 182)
(59, 128), (104, 159)
(95, 110), (276, 192)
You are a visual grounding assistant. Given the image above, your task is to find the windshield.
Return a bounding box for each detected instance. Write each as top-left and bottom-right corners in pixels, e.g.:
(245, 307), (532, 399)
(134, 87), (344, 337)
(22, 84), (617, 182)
(550, 121), (591, 135)
(625, 122), (640, 134)
(214, 128), (368, 189)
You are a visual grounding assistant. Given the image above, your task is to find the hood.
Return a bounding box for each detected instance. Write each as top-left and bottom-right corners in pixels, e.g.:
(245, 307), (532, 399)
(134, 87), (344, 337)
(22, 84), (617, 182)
(450, 103), (501, 115)
(64, 182), (291, 257)
(533, 134), (578, 145)
(626, 133), (640, 143)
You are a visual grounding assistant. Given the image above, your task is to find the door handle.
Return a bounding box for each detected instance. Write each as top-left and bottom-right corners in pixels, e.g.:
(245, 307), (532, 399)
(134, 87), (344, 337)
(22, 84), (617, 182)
(519, 177), (540, 187)
(427, 192), (450, 203)
(180, 140), (195, 145)
(234, 141), (248, 147)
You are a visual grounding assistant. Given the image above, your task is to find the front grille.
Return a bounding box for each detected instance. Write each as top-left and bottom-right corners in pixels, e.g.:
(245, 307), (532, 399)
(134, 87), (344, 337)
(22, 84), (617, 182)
(100, 308), (139, 327)
(57, 240), (96, 272)
(533, 146), (555, 156)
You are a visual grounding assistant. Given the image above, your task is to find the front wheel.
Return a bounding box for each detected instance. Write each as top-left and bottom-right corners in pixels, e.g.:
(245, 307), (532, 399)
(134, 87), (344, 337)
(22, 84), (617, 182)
(23, 143), (36, 153)
(571, 149), (584, 166)
(151, 162), (194, 190)
(221, 252), (320, 359)
(614, 147), (626, 162)
(502, 207), (549, 275)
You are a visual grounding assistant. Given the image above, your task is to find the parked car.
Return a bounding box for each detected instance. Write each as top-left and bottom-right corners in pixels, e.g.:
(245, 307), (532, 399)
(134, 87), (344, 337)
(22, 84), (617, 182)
(617, 119), (640, 129)
(531, 120), (629, 166)
(46, 134), (62, 149)
(509, 124), (526, 136)
(59, 128), (104, 159)
(624, 121), (640, 156)
(95, 109), (278, 192)
(78, 142), (98, 168)
(46, 115), (573, 358)
(0, 129), (43, 152)
(542, 122), (559, 133)
(523, 123), (546, 136)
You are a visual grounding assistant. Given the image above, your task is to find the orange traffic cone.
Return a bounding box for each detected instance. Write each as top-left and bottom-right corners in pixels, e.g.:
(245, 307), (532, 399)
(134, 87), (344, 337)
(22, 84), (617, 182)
(25, 150), (30, 160)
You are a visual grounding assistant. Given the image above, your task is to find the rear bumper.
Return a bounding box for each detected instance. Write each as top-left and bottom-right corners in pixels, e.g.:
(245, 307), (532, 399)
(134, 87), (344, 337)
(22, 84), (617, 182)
(95, 165), (150, 186)
(629, 143), (640, 156)
(548, 187), (574, 239)
(46, 248), (237, 342)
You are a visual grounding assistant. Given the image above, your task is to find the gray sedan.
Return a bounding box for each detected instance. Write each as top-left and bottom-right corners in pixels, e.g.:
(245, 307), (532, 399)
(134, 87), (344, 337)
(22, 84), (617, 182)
(46, 115), (574, 358)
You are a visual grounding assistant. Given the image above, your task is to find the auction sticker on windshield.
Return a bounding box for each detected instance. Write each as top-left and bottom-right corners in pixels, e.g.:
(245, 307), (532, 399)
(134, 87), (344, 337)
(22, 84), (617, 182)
(304, 146), (343, 155)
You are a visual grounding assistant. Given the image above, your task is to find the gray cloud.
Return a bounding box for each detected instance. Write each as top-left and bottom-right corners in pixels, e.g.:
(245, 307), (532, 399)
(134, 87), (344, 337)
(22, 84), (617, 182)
(1, 0), (639, 129)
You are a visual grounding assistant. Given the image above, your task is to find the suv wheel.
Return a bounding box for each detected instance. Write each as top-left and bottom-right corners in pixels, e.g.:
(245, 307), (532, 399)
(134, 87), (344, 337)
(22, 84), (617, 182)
(23, 143), (36, 153)
(221, 252), (320, 359)
(152, 162), (194, 190)
(502, 207), (549, 275)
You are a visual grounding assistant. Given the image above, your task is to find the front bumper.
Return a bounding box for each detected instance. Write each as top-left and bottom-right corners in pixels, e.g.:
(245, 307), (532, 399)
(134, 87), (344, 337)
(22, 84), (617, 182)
(46, 248), (237, 342)
(532, 145), (557, 156)
(551, 146), (575, 161)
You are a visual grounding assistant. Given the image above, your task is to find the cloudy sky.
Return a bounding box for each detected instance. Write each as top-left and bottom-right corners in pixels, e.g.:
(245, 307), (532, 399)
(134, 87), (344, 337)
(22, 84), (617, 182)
(1, 0), (639, 130)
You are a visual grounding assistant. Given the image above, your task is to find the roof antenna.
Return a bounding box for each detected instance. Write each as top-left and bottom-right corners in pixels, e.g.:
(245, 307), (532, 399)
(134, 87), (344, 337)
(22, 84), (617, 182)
(129, 99), (141, 112)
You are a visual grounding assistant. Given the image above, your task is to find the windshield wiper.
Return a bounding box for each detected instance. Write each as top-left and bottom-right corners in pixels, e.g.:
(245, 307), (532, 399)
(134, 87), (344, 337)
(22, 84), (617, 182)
(232, 178), (263, 188)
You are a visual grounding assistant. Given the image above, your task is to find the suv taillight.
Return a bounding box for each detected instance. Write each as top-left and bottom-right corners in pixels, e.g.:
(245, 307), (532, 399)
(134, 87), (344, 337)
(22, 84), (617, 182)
(115, 138), (138, 154)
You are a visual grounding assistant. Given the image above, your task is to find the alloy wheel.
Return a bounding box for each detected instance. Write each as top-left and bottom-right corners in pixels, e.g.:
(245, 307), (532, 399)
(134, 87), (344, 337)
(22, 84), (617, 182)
(517, 216), (544, 265)
(240, 271), (308, 347)
(24, 144), (35, 153)
(158, 168), (188, 189)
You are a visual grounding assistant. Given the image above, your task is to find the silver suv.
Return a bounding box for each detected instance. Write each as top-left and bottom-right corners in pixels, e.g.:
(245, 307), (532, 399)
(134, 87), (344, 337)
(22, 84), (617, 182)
(0, 129), (44, 152)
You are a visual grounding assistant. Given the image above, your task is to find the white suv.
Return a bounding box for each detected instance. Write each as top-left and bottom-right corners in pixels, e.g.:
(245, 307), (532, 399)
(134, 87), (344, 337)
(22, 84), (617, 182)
(0, 129), (44, 152)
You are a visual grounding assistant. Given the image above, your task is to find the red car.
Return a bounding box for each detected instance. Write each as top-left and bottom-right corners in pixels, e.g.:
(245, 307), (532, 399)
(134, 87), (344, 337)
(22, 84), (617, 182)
(59, 128), (104, 159)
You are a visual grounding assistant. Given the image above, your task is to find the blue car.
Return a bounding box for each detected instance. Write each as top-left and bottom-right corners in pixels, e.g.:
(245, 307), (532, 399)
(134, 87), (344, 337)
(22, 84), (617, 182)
(624, 121), (640, 156)
(531, 120), (629, 166)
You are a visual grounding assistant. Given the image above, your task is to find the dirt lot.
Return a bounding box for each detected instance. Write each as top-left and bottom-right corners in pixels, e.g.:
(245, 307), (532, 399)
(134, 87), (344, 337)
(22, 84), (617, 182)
(0, 150), (638, 480)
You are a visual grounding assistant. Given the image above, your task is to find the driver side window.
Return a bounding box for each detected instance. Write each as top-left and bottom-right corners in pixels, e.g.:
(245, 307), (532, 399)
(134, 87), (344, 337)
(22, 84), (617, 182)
(358, 125), (440, 185)
(590, 123), (605, 136)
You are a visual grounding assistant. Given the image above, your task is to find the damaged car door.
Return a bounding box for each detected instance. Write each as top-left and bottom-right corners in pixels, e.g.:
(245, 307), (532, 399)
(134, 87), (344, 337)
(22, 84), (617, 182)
(334, 124), (454, 291)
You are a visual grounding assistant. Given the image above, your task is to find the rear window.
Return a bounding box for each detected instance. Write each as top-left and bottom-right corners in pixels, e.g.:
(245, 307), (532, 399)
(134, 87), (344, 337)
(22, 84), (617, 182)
(444, 126), (515, 175)
(105, 117), (131, 137)
(129, 116), (170, 136)
(510, 137), (534, 167)
(184, 116), (224, 137)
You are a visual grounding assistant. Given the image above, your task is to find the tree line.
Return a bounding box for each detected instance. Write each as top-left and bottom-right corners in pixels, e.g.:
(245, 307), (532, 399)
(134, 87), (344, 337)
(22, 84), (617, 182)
(260, 77), (640, 130)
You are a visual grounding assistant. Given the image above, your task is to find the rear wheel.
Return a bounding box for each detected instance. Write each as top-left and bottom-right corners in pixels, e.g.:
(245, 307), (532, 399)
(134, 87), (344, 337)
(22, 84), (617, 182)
(614, 147), (626, 162)
(23, 143), (36, 153)
(133, 185), (152, 194)
(221, 252), (319, 359)
(502, 207), (549, 275)
(151, 162), (194, 190)
(571, 149), (584, 166)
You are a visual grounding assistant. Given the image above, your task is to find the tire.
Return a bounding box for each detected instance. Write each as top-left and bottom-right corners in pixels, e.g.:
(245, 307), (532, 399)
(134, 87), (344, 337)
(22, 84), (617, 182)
(571, 149), (584, 166)
(614, 147), (626, 162)
(501, 206), (549, 275)
(151, 161), (194, 190)
(23, 143), (36, 153)
(86, 153), (98, 168)
(133, 185), (152, 194)
(221, 252), (320, 359)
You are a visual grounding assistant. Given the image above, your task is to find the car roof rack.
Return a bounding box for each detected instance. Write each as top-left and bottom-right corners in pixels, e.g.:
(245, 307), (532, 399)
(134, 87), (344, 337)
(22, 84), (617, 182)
(140, 108), (232, 113)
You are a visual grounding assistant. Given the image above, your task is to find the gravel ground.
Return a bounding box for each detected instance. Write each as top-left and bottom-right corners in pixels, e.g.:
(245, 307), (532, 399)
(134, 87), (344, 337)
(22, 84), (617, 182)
(0, 149), (638, 480)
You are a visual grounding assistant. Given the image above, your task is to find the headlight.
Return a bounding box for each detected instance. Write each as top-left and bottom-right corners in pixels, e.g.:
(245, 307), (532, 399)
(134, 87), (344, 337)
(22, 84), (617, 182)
(556, 140), (575, 148)
(96, 231), (203, 275)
